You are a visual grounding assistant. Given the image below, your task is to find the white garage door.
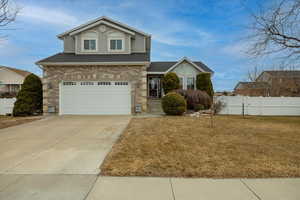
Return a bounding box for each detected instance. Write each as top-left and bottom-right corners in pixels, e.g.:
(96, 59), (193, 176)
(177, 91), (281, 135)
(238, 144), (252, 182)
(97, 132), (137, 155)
(60, 81), (131, 115)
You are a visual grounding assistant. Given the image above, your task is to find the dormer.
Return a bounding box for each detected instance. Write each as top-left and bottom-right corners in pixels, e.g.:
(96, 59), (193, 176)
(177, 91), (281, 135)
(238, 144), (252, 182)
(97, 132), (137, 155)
(57, 16), (151, 55)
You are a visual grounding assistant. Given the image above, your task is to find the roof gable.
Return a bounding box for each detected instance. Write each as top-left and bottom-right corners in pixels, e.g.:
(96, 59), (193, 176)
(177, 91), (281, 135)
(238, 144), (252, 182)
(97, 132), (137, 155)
(147, 59), (213, 73)
(166, 57), (211, 73)
(58, 16), (151, 39)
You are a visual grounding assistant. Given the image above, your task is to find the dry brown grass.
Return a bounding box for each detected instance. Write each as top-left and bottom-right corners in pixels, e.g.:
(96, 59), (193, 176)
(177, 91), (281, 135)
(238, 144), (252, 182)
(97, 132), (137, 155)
(0, 116), (41, 129)
(101, 116), (300, 178)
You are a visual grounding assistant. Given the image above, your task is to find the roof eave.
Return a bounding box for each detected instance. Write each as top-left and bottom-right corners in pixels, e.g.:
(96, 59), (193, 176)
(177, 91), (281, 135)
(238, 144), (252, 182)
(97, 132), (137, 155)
(37, 61), (150, 66)
(147, 72), (165, 74)
(57, 16), (151, 39)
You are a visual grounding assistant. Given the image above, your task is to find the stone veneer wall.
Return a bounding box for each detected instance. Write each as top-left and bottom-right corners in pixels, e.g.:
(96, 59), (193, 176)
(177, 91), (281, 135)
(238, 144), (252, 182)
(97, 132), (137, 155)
(42, 65), (147, 114)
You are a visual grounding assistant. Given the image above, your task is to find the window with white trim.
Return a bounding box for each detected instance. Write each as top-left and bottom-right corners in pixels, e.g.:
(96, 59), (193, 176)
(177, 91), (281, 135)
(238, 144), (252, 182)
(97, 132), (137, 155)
(83, 39), (96, 50)
(109, 39), (123, 51)
(81, 31), (98, 52)
(187, 77), (195, 90)
(179, 77), (184, 89)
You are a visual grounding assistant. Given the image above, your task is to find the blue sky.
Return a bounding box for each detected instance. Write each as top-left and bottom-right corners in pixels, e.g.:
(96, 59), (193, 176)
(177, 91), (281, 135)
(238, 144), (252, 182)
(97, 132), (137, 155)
(0, 0), (263, 91)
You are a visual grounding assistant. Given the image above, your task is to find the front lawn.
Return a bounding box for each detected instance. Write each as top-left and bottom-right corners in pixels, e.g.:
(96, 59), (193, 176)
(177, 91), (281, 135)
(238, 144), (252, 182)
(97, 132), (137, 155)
(101, 116), (300, 178)
(0, 116), (41, 129)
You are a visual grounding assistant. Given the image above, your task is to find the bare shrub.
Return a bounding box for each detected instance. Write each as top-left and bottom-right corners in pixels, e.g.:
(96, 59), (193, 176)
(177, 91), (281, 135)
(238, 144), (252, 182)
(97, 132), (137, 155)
(213, 100), (225, 114)
(176, 89), (212, 110)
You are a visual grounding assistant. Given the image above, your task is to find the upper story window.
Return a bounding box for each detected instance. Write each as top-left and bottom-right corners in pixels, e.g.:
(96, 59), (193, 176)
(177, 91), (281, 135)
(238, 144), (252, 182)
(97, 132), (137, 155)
(107, 32), (125, 52)
(110, 39), (123, 50)
(81, 31), (98, 52)
(83, 39), (96, 50)
(84, 39), (96, 50)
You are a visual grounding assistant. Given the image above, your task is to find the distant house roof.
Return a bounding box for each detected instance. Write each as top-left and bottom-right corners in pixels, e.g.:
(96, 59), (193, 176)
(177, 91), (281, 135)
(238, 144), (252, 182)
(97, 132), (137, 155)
(0, 66), (31, 77)
(148, 59), (213, 73)
(263, 70), (300, 77)
(234, 82), (270, 90)
(36, 53), (150, 65)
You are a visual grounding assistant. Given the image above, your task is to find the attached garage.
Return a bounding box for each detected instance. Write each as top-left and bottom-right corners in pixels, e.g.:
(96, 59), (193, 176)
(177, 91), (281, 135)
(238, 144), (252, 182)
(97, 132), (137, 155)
(59, 81), (131, 115)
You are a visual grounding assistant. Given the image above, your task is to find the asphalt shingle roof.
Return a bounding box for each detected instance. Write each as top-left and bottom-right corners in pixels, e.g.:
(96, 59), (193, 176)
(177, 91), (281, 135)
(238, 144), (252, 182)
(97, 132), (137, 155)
(264, 71), (300, 77)
(37, 53), (150, 64)
(0, 66), (31, 77)
(236, 82), (270, 89)
(148, 61), (213, 73)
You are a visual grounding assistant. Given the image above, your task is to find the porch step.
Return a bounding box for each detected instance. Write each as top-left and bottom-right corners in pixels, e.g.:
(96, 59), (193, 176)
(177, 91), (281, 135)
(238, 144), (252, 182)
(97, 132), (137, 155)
(148, 99), (164, 114)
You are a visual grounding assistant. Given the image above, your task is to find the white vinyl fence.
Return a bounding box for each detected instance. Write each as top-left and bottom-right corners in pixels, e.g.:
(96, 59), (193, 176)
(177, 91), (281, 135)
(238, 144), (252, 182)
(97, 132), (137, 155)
(216, 96), (300, 116)
(0, 98), (16, 115)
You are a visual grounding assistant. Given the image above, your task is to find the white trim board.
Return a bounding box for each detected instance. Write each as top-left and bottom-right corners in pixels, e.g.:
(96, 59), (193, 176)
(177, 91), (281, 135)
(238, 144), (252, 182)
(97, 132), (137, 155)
(147, 72), (165, 74)
(166, 57), (208, 73)
(70, 20), (135, 36)
(58, 16), (151, 39)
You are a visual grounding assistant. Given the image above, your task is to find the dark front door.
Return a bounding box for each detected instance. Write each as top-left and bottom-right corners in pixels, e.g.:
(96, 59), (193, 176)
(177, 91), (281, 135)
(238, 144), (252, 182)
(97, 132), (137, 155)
(148, 77), (162, 98)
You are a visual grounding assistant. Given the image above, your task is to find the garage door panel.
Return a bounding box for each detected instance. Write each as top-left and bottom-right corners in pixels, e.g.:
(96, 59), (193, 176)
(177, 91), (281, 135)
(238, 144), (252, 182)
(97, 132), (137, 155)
(60, 81), (131, 115)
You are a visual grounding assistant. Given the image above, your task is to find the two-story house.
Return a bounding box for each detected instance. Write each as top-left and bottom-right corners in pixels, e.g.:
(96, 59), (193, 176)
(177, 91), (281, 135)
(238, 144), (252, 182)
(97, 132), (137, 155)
(37, 16), (213, 115)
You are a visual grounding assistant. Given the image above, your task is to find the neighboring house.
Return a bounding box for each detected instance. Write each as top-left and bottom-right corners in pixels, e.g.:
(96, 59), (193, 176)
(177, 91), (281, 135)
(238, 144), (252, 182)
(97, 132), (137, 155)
(37, 16), (213, 115)
(257, 71), (300, 97)
(234, 70), (300, 97)
(234, 82), (270, 97)
(0, 66), (31, 95)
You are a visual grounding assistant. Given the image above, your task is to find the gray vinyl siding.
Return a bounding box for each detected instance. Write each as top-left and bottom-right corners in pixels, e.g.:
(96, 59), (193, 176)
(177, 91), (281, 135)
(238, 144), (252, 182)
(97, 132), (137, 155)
(75, 26), (129, 54)
(131, 33), (146, 52)
(63, 36), (75, 53)
(62, 23), (148, 55)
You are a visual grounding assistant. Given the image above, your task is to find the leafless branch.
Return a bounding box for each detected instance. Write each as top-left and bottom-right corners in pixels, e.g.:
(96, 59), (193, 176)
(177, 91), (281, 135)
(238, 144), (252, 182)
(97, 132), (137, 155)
(0, 0), (19, 39)
(246, 0), (300, 62)
(247, 66), (263, 81)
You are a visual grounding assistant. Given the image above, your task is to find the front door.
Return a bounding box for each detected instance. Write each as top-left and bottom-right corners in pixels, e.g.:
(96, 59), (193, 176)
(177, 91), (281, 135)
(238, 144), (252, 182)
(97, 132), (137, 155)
(148, 77), (161, 98)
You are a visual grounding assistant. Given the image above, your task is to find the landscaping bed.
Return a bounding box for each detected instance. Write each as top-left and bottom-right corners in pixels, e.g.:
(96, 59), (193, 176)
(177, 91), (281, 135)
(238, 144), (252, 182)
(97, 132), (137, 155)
(0, 116), (42, 129)
(101, 116), (300, 178)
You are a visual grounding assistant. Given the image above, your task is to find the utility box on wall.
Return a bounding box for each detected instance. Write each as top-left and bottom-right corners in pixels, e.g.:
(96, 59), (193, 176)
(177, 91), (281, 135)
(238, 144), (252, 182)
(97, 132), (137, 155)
(135, 104), (142, 113)
(48, 106), (55, 113)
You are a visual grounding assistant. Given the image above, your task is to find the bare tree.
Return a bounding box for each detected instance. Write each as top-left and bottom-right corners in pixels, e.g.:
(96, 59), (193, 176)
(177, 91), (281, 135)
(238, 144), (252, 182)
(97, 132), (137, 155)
(247, 66), (263, 81)
(0, 0), (19, 38)
(246, 0), (300, 62)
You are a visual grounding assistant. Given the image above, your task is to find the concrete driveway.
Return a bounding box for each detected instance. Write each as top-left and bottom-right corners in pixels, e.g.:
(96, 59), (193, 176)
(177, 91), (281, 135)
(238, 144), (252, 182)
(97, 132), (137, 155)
(0, 115), (131, 200)
(0, 115), (131, 174)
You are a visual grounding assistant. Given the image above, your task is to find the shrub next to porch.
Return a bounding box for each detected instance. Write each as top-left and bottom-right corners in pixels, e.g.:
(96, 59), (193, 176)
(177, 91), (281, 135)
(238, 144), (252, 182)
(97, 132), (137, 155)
(162, 72), (180, 94)
(196, 73), (214, 98)
(162, 92), (186, 115)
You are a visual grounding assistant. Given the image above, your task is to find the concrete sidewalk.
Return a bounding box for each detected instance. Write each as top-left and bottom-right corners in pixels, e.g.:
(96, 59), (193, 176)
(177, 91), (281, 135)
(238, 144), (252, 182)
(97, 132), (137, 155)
(0, 175), (299, 199)
(86, 176), (300, 200)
